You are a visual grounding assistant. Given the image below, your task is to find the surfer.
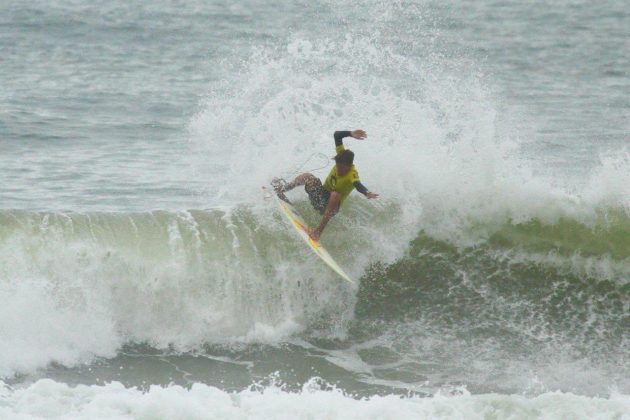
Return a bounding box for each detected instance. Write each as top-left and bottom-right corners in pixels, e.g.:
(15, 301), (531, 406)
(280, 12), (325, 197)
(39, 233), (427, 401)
(273, 129), (379, 241)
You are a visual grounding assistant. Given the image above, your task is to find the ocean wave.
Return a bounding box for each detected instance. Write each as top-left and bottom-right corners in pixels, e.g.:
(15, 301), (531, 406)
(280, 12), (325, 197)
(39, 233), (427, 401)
(1, 205), (628, 379)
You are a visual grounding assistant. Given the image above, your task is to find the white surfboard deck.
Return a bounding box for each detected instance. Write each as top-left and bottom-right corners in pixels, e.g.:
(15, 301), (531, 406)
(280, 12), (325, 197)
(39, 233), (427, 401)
(266, 188), (354, 284)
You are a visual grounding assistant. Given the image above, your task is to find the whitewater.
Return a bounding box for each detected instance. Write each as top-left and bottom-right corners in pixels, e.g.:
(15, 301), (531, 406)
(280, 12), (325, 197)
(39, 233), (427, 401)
(1, 0), (629, 418)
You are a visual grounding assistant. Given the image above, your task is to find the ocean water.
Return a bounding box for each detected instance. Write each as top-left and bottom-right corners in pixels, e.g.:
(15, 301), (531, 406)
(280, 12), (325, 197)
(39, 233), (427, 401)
(1, 0), (629, 418)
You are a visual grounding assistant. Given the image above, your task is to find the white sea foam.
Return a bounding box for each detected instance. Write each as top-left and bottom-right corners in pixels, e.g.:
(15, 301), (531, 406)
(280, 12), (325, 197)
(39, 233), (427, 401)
(0, 379), (628, 420)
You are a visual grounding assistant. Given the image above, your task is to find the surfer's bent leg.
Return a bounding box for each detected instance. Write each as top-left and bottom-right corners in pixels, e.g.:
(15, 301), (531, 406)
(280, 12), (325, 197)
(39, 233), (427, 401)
(304, 178), (331, 214)
(281, 173), (332, 214)
(312, 191), (340, 239)
(274, 173), (315, 201)
(325, 192), (341, 216)
(284, 173), (317, 191)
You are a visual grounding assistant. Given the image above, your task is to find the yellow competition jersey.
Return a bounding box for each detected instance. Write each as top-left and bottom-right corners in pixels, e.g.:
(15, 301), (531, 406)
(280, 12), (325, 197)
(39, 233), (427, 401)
(323, 144), (360, 203)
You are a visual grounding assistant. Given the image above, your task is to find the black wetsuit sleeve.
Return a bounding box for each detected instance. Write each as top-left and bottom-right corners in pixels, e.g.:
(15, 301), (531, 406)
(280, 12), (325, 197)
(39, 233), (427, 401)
(353, 181), (369, 195)
(334, 131), (352, 146)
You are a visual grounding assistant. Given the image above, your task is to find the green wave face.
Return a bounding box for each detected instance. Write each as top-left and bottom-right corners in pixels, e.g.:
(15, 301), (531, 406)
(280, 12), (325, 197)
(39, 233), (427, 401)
(0, 208), (356, 359)
(487, 211), (630, 261)
(1, 207), (628, 333)
(350, 210), (630, 394)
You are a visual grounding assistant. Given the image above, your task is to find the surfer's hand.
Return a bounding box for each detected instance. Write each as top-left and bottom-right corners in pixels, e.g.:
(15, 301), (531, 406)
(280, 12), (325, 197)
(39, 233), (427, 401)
(366, 192), (379, 199)
(308, 228), (321, 242)
(351, 129), (367, 140)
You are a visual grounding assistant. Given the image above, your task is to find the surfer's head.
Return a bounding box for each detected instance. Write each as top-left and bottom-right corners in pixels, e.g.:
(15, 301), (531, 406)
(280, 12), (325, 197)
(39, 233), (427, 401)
(334, 149), (354, 175)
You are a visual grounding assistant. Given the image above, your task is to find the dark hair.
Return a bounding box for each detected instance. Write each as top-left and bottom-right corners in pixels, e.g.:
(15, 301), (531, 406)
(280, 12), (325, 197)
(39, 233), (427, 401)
(334, 149), (354, 165)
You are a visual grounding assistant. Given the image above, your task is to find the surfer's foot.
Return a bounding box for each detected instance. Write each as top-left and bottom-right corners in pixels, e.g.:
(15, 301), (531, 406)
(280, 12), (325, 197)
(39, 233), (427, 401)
(271, 178), (290, 202)
(271, 177), (286, 188)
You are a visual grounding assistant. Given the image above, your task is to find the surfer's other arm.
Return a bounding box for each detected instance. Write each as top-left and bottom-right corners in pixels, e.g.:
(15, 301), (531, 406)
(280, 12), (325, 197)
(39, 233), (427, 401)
(353, 180), (378, 199)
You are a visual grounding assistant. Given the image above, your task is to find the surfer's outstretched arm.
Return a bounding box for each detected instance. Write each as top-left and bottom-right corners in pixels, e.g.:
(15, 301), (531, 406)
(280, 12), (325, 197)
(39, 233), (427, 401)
(334, 130), (366, 147)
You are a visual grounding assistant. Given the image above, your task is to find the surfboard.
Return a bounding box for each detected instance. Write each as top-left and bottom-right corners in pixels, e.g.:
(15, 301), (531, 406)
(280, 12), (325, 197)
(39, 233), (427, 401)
(265, 187), (354, 284)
